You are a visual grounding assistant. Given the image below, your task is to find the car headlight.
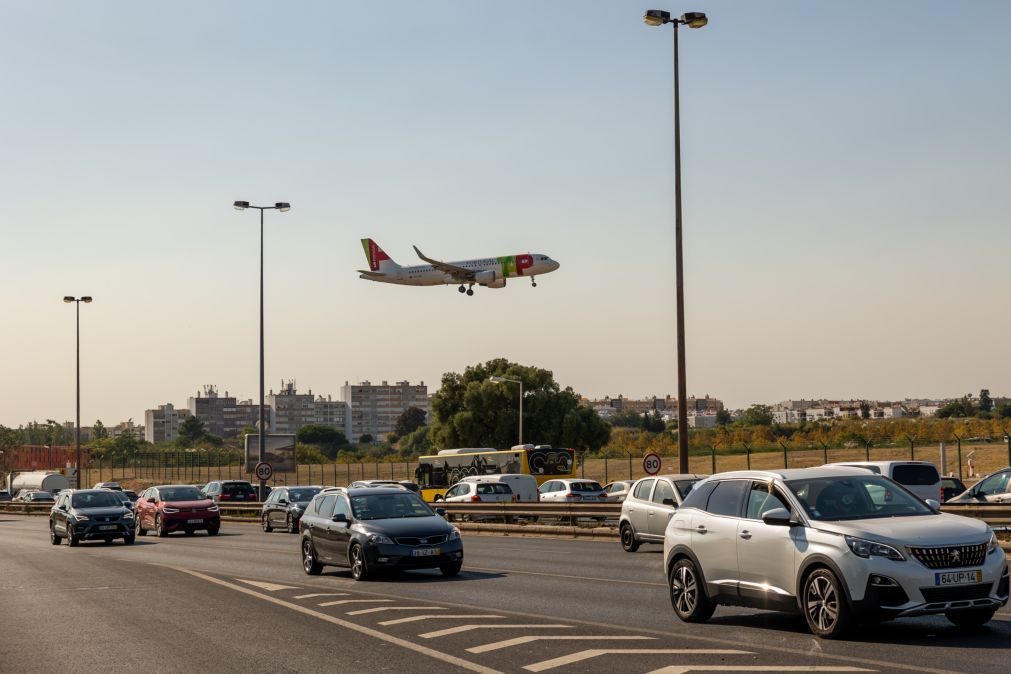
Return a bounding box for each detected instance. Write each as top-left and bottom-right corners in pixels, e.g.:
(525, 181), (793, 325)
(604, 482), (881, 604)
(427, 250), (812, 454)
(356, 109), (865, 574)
(207, 505), (219, 512)
(368, 533), (394, 545)
(122, 511), (134, 519)
(71, 514), (89, 522)
(448, 528), (461, 541)
(163, 507), (180, 514)
(290, 505), (302, 512)
(845, 535), (905, 561)
(988, 531), (999, 555)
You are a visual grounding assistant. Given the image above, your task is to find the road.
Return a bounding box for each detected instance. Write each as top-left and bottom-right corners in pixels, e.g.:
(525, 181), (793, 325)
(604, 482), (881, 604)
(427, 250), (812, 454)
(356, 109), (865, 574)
(1, 515), (1007, 673)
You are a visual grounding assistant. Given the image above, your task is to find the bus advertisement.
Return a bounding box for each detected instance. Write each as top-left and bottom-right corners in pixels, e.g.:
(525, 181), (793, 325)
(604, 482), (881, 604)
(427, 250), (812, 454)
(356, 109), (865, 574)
(414, 445), (575, 501)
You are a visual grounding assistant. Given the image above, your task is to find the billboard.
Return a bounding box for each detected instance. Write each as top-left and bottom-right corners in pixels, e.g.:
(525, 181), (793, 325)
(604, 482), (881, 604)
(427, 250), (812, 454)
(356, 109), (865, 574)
(244, 434), (297, 474)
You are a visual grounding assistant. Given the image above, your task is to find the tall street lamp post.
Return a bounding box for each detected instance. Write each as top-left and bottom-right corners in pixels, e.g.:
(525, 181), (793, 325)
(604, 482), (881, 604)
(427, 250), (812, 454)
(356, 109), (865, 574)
(489, 376), (523, 446)
(63, 295), (93, 488)
(644, 9), (708, 473)
(233, 201), (290, 500)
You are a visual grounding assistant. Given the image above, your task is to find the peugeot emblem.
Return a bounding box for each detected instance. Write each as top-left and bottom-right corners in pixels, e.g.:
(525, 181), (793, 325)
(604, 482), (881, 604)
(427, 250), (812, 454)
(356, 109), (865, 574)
(420, 537), (428, 545)
(950, 549), (961, 564)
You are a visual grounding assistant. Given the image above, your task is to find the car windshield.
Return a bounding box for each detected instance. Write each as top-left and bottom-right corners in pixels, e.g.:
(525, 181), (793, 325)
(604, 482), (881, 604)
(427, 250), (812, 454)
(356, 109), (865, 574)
(222, 483), (255, 495)
(289, 488), (321, 502)
(123, 491), (138, 501)
(786, 475), (934, 521)
(33, 492), (53, 498)
(71, 492), (122, 508)
(349, 492), (435, 520)
(570, 482), (603, 492)
(112, 491), (131, 502)
(159, 487), (204, 501)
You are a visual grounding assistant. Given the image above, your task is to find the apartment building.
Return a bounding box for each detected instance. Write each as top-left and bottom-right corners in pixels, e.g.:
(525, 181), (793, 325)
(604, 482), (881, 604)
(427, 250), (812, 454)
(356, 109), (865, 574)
(341, 380), (429, 442)
(187, 385), (260, 438)
(144, 403), (191, 443)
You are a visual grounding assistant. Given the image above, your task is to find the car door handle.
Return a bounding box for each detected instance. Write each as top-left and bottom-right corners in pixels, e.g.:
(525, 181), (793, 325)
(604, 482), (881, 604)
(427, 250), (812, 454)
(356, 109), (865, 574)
(696, 525), (707, 534)
(739, 530), (752, 540)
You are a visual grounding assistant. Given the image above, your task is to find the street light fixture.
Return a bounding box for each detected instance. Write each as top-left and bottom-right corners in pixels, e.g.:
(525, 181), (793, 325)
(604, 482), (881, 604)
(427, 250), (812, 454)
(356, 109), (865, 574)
(234, 201), (291, 500)
(644, 9), (708, 474)
(64, 295), (93, 488)
(489, 376), (523, 447)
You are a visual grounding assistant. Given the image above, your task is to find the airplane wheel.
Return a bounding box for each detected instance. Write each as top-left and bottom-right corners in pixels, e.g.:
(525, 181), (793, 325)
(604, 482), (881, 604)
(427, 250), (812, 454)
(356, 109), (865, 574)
(532, 282), (537, 287)
(458, 285), (466, 293)
(466, 289), (474, 296)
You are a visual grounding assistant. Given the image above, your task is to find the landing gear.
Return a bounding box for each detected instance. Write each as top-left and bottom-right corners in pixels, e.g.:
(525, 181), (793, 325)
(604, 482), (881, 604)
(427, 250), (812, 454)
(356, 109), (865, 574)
(531, 276), (537, 288)
(458, 285), (466, 293)
(466, 287), (474, 296)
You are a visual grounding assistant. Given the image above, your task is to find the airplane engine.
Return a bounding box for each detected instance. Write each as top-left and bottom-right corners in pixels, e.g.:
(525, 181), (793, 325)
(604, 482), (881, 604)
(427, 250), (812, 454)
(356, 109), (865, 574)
(474, 270), (505, 288)
(484, 278), (506, 289)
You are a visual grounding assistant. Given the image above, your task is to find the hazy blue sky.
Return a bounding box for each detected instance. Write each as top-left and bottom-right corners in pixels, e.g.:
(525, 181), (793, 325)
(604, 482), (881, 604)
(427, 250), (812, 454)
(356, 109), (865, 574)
(2, 1), (1010, 427)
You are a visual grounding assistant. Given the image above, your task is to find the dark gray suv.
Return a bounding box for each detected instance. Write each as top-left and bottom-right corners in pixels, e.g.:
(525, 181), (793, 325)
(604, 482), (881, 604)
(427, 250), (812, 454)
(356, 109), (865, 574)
(300, 487), (463, 581)
(50, 489), (135, 546)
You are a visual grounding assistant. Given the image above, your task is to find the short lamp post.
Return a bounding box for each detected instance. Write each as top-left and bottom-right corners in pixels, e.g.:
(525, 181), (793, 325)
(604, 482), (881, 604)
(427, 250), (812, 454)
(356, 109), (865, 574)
(489, 376), (523, 446)
(643, 9), (708, 473)
(63, 295), (93, 488)
(233, 200), (290, 500)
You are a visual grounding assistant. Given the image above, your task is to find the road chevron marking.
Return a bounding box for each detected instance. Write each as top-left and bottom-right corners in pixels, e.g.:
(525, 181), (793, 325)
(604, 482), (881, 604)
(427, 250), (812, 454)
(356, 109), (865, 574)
(347, 606), (447, 616)
(523, 649), (752, 673)
(294, 593), (351, 599)
(421, 625), (572, 639)
(233, 579), (299, 592)
(468, 635), (653, 654)
(380, 614), (504, 626)
(167, 567), (502, 674)
(319, 599), (394, 607)
(646, 668), (873, 674)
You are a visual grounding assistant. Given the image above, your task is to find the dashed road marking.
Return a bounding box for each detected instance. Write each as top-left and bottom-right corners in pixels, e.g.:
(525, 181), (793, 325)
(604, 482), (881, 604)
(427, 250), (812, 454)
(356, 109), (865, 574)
(421, 624), (572, 639)
(294, 593), (350, 599)
(468, 635), (653, 654)
(647, 668), (873, 674)
(380, 614), (504, 626)
(523, 649), (752, 672)
(347, 606), (447, 616)
(233, 579), (299, 591)
(319, 599), (394, 607)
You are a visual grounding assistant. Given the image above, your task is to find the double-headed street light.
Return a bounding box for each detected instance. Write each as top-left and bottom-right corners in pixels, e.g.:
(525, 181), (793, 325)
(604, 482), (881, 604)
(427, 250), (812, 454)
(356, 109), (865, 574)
(644, 9), (708, 473)
(233, 201), (290, 500)
(489, 376), (523, 447)
(63, 295), (93, 488)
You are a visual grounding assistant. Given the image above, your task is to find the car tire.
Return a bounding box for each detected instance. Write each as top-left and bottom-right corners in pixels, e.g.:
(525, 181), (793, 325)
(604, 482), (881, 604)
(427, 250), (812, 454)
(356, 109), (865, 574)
(349, 543), (370, 581)
(50, 522), (62, 545)
(669, 557), (714, 623)
(103, 537), (113, 545)
(440, 561), (463, 577)
(123, 534), (135, 545)
(156, 515), (168, 538)
(67, 526), (79, 547)
(262, 514), (273, 533)
(620, 523), (640, 552)
(945, 608), (996, 629)
(184, 529), (195, 536)
(136, 517), (146, 537)
(286, 513), (297, 534)
(207, 527), (219, 536)
(802, 567), (852, 639)
(302, 538), (323, 576)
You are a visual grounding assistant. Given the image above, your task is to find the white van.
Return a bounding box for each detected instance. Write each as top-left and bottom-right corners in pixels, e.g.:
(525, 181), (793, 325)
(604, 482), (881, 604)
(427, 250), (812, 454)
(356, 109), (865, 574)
(826, 461), (943, 503)
(457, 474), (539, 502)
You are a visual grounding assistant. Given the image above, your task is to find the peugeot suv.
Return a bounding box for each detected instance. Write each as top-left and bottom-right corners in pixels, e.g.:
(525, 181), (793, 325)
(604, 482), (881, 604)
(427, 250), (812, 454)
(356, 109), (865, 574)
(50, 489), (135, 546)
(664, 467), (1008, 638)
(299, 486), (463, 581)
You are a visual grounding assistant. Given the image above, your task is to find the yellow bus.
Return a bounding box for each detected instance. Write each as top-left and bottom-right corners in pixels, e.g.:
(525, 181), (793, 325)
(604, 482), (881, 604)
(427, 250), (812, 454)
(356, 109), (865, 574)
(415, 445), (576, 501)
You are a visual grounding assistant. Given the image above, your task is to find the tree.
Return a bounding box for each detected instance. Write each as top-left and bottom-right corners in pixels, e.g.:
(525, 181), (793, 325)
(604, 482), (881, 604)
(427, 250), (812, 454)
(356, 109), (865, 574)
(715, 409), (732, 426)
(395, 407), (428, 437)
(979, 389), (993, 413)
(739, 404), (774, 426)
(296, 424), (347, 451)
(997, 403), (1011, 419)
(399, 425), (433, 456)
(609, 411), (644, 428)
(641, 410), (665, 433)
(859, 402), (870, 419)
(177, 415), (207, 447)
(359, 433), (374, 444)
(92, 420), (108, 439)
(430, 358), (611, 452)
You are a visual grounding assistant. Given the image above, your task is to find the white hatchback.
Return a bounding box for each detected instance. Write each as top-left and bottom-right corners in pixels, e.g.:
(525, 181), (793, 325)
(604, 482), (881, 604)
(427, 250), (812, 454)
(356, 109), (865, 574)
(538, 479), (607, 503)
(664, 467), (1009, 638)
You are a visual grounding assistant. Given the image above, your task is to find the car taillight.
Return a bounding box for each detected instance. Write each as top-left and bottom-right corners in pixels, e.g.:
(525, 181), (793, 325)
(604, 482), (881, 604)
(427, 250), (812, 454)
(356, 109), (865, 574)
(940, 488), (945, 502)
(219, 494), (230, 501)
(598, 493), (607, 500)
(470, 495), (481, 502)
(565, 493), (577, 499)
(512, 494), (519, 502)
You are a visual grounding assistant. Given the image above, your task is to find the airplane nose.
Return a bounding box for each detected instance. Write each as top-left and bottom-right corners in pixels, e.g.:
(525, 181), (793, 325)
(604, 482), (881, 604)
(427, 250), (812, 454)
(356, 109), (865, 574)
(550, 260), (560, 271)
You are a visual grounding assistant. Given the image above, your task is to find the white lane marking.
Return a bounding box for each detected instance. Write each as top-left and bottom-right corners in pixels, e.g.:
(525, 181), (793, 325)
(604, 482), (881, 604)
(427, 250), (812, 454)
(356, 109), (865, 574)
(233, 579), (299, 591)
(319, 599), (393, 607)
(380, 614), (504, 626)
(647, 668), (873, 674)
(347, 606), (447, 616)
(524, 649), (752, 672)
(421, 624), (572, 639)
(167, 567), (502, 674)
(469, 635), (653, 654)
(294, 593), (350, 599)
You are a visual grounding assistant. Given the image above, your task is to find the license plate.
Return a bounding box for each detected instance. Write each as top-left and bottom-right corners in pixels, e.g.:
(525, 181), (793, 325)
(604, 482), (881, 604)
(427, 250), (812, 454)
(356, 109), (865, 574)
(411, 548), (440, 557)
(935, 570), (983, 586)
(234, 495), (244, 500)
(187, 519), (202, 524)
(99, 525), (117, 531)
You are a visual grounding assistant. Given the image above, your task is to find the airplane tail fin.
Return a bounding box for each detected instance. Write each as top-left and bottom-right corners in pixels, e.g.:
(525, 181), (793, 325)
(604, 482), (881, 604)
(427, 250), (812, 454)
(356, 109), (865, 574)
(361, 239), (400, 272)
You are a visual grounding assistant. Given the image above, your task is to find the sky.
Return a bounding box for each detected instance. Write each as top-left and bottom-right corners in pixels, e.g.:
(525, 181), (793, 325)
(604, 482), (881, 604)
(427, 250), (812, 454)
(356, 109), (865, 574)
(2, 1), (1010, 427)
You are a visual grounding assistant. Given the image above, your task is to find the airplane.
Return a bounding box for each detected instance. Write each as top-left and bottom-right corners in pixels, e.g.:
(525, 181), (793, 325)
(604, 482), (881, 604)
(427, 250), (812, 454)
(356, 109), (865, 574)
(358, 239), (560, 296)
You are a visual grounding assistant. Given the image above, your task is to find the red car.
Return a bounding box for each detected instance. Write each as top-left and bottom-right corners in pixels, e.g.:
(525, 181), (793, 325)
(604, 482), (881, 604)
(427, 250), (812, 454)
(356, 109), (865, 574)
(135, 485), (220, 537)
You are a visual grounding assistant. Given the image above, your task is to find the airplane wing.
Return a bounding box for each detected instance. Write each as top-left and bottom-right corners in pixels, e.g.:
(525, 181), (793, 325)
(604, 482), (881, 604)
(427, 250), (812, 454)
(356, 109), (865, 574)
(413, 245), (476, 282)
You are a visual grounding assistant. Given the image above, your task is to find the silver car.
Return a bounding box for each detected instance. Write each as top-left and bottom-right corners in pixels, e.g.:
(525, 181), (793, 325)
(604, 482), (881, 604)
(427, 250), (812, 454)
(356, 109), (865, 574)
(664, 467), (1009, 638)
(602, 480), (636, 503)
(619, 474), (704, 552)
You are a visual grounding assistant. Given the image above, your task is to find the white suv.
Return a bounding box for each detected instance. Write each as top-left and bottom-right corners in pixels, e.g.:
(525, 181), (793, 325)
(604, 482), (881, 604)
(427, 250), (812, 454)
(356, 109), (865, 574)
(619, 474), (705, 552)
(664, 467), (1008, 638)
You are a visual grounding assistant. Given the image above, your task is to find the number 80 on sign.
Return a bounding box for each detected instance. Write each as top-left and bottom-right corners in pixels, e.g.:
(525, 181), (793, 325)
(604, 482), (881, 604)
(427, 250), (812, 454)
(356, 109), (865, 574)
(642, 453), (662, 475)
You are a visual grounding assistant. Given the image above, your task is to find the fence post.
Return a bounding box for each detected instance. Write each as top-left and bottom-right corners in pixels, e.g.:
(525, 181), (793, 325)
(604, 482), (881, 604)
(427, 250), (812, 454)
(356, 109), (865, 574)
(743, 442), (751, 470)
(905, 434), (915, 461)
(375, 463), (379, 479)
(98, 456), (103, 483)
(820, 441), (828, 465)
(603, 456), (608, 484)
(952, 433), (962, 480)
(624, 450), (633, 479)
(710, 445), (717, 474)
(779, 440), (789, 468)
(864, 440), (871, 461)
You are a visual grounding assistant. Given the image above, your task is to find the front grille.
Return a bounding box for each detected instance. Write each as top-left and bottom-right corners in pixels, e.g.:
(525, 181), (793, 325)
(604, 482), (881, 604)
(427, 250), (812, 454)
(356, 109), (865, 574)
(909, 543), (986, 569)
(920, 583), (992, 603)
(395, 534), (448, 546)
(94, 516), (116, 523)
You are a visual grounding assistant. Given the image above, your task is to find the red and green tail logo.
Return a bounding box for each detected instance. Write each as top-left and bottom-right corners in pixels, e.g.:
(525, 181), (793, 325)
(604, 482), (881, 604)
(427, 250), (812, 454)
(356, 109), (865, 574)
(361, 238), (392, 271)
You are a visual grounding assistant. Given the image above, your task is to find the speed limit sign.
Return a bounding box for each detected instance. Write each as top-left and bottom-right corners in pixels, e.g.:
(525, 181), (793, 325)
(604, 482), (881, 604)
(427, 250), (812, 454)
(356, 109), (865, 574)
(642, 453), (662, 476)
(254, 462), (273, 481)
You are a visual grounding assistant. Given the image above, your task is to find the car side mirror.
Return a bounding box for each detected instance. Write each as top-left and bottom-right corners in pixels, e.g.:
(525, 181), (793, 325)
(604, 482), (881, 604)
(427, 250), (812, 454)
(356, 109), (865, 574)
(662, 498), (676, 507)
(332, 513), (349, 524)
(58, 504), (68, 511)
(278, 499), (288, 505)
(925, 498), (941, 511)
(436, 507), (447, 517)
(147, 497), (157, 503)
(974, 491), (987, 500)
(761, 507), (796, 527)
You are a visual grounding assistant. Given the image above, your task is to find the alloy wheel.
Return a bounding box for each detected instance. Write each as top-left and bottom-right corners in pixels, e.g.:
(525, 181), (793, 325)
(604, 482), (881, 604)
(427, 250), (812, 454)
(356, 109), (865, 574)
(806, 575), (839, 632)
(671, 564), (697, 616)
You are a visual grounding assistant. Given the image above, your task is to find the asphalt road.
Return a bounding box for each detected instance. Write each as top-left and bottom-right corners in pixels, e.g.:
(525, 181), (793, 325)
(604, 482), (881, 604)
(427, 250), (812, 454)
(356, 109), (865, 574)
(1, 515), (1008, 674)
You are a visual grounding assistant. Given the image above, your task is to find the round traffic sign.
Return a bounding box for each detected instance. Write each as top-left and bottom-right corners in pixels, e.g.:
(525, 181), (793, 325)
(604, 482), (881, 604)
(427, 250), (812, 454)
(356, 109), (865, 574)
(254, 462), (273, 481)
(642, 453), (662, 476)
